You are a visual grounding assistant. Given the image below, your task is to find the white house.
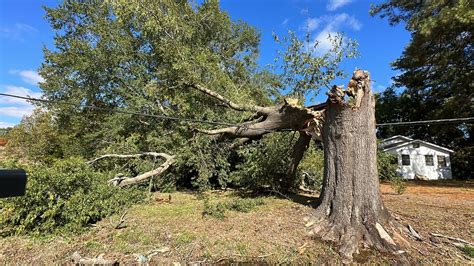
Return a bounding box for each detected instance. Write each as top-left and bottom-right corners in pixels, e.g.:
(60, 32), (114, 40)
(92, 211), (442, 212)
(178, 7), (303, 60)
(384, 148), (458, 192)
(380, 135), (453, 180)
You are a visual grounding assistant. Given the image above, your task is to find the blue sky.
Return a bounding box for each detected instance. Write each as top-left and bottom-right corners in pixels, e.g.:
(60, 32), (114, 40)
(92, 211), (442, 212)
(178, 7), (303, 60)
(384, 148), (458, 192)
(0, 0), (410, 128)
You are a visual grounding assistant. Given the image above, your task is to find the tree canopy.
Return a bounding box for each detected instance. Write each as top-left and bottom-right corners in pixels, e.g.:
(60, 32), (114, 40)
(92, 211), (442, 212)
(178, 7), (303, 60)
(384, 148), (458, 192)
(27, 0), (356, 190)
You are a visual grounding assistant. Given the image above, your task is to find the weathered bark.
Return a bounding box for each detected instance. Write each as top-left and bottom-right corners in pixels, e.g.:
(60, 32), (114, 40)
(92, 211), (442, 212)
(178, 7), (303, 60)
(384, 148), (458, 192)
(309, 70), (403, 262)
(88, 152), (175, 187)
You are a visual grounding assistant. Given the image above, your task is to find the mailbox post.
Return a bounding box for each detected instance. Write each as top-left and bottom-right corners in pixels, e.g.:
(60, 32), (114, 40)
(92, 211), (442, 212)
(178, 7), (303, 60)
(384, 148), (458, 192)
(0, 169), (27, 198)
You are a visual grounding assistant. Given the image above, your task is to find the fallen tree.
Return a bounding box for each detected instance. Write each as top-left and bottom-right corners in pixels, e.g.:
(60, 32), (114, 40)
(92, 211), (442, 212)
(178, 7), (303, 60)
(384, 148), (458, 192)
(193, 70), (406, 261)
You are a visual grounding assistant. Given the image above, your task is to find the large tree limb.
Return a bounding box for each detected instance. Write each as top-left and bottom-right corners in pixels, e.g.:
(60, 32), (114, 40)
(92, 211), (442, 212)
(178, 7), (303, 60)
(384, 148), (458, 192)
(87, 152), (175, 187)
(114, 156), (175, 187)
(196, 103), (324, 140)
(189, 84), (271, 114)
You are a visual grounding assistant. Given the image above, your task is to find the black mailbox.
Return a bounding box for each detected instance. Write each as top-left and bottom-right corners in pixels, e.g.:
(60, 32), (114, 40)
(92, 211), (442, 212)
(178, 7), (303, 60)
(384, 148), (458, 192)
(0, 169), (27, 198)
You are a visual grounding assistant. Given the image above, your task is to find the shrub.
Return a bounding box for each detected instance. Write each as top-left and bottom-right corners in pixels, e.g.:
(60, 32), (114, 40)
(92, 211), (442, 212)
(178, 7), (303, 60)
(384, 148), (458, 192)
(377, 149), (406, 194)
(377, 149), (399, 180)
(202, 198), (226, 219)
(0, 158), (144, 235)
(390, 176), (407, 195)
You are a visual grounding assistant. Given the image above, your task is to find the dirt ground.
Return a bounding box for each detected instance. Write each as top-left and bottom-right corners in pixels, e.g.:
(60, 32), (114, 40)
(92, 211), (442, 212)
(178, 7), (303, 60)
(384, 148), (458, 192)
(0, 180), (473, 264)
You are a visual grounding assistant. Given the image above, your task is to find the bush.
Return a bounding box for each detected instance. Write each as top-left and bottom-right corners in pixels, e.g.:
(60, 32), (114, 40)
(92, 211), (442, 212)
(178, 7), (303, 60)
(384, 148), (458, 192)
(377, 149), (399, 180)
(0, 158), (144, 235)
(202, 198), (226, 219)
(390, 176), (407, 195)
(377, 149), (406, 194)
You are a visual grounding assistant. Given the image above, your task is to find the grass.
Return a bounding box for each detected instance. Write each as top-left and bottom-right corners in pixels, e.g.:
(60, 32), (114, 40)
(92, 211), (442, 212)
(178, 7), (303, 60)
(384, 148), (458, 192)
(460, 245), (474, 258)
(0, 182), (473, 264)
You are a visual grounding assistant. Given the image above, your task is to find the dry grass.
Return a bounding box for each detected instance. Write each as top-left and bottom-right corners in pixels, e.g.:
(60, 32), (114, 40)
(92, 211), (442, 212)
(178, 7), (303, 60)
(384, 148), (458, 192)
(0, 181), (473, 264)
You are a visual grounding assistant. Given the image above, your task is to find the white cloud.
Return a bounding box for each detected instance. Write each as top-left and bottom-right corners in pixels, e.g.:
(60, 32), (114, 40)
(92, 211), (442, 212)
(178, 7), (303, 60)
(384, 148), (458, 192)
(0, 85), (42, 105)
(0, 106), (35, 118)
(0, 23), (38, 41)
(304, 13), (362, 55)
(282, 18), (290, 26)
(9, 70), (45, 85)
(300, 8), (309, 16)
(302, 13), (361, 33)
(0, 121), (15, 128)
(311, 30), (336, 54)
(0, 85), (42, 119)
(327, 0), (353, 11)
(301, 17), (321, 32)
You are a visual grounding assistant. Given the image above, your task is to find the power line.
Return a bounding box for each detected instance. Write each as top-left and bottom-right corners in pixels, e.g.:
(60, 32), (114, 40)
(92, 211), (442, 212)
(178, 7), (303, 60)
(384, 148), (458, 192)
(377, 117), (474, 127)
(1, 92), (473, 128)
(0, 92), (291, 132)
(0, 92), (237, 127)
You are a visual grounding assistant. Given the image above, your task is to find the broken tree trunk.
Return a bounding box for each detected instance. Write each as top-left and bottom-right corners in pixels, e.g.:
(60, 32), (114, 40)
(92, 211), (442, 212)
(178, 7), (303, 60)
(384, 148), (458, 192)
(310, 70), (403, 262)
(192, 70), (407, 262)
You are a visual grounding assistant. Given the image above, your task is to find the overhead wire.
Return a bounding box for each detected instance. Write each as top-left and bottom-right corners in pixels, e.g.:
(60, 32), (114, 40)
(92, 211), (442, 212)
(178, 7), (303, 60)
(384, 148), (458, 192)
(1, 92), (473, 128)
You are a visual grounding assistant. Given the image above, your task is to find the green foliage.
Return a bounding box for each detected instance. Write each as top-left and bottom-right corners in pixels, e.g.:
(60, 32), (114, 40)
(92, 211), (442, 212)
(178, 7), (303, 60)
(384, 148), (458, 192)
(225, 197), (265, 213)
(372, 1), (473, 179)
(390, 176), (407, 195)
(0, 128), (10, 137)
(202, 197), (226, 219)
(0, 158), (144, 235)
(377, 149), (399, 180)
(376, 149), (405, 194)
(232, 133), (294, 189)
(5, 0), (360, 197)
(273, 31), (358, 99)
(298, 145), (324, 192)
(202, 196), (265, 219)
(5, 109), (64, 162)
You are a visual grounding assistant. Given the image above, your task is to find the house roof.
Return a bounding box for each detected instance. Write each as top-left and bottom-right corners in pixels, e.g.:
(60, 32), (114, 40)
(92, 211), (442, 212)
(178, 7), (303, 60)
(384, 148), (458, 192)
(379, 135), (413, 150)
(381, 135), (413, 143)
(382, 139), (454, 153)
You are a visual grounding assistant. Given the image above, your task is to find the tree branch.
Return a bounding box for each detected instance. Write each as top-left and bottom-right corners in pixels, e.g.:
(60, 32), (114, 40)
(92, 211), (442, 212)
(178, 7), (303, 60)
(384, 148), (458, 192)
(87, 152), (176, 187)
(114, 156), (175, 187)
(189, 84), (270, 114)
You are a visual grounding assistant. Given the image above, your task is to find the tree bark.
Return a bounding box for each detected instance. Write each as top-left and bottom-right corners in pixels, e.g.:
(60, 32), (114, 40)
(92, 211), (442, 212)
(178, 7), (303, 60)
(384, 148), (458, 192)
(192, 70), (406, 262)
(310, 70), (403, 262)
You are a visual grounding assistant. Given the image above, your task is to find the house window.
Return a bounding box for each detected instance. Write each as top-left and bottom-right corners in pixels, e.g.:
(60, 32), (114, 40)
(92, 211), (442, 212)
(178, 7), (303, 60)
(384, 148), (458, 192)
(437, 155), (447, 167)
(401, 155), (410, 166)
(425, 155), (434, 166)
(412, 143), (420, 148)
